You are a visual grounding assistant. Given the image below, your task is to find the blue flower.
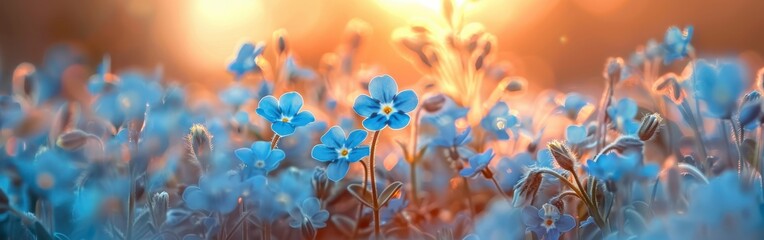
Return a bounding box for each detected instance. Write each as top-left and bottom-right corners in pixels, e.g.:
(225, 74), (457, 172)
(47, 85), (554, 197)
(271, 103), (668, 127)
(662, 26), (693, 64)
(228, 42), (264, 79)
(311, 126), (370, 182)
(284, 55), (317, 82)
(693, 59), (747, 119)
(562, 93), (589, 120)
(219, 83), (252, 107)
(16, 150), (79, 206)
(606, 98), (640, 135)
(433, 126), (472, 148)
(182, 171), (242, 214)
(0, 95), (23, 129)
(235, 141), (286, 177)
(522, 203), (576, 240)
(565, 124), (587, 145)
(353, 75), (419, 131)
(256, 91), (316, 136)
(497, 152), (535, 190)
(379, 193), (408, 225)
(585, 152), (659, 182)
(288, 197), (330, 229)
(480, 102), (519, 140)
(460, 149), (495, 178)
(88, 55), (110, 94)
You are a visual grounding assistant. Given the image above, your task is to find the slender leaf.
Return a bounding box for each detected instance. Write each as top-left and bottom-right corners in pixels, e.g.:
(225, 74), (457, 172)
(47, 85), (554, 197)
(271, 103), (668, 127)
(377, 181), (404, 208)
(347, 184), (373, 208)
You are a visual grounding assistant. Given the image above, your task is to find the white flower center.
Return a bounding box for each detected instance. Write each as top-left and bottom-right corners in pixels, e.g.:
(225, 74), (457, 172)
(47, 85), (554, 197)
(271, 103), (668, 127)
(255, 160), (266, 168)
(494, 117), (507, 130)
(337, 148), (351, 158)
(281, 115), (292, 123)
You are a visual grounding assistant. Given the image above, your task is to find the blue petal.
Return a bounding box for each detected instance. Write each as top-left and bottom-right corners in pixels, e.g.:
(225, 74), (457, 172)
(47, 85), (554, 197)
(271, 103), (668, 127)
(256, 96), (281, 122)
(556, 214), (576, 232)
(234, 148), (254, 166)
(522, 206), (542, 227)
(565, 125), (587, 144)
(321, 126), (346, 148)
(347, 146), (370, 162)
(459, 167), (477, 178)
(327, 160), (350, 182)
(302, 198), (321, 215)
(393, 90), (418, 113)
(489, 102), (509, 117)
(353, 95), (380, 117)
(388, 112), (411, 129)
(311, 145), (337, 162)
(279, 92), (304, 116)
(495, 129), (510, 140)
(618, 98), (638, 118)
(311, 211), (330, 226)
(368, 75), (398, 103)
(362, 114), (388, 131)
(265, 149), (285, 170)
(272, 122), (296, 136)
(291, 111), (315, 126)
(251, 141), (272, 160)
(182, 186), (207, 211)
(345, 129), (368, 149)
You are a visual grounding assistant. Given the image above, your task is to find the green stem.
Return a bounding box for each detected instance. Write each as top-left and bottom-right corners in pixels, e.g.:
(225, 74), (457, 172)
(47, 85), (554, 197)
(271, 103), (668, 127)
(270, 135), (281, 149)
(409, 108), (422, 206)
(126, 166), (135, 240)
(350, 161), (369, 239)
(462, 177), (476, 222)
(369, 130), (382, 238)
(489, 176), (511, 203)
(537, 169), (608, 234)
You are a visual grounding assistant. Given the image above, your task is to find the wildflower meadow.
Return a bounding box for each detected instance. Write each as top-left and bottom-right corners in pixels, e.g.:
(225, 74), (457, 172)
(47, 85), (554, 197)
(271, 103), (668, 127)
(1, 0), (763, 239)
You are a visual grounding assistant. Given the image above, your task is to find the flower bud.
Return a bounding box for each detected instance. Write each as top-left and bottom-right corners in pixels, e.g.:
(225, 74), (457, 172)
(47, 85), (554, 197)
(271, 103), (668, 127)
(151, 191), (170, 226)
(56, 129), (92, 151)
(273, 29), (289, 55)
(603, 57), (624, 83)
(422, 94), (446, 113)
(187, 124), (212, 170)
(312, 167), (331, 200)
(548, 140), (576, 172)
(512, 169), (543, 207)
(504, 77), (527, 94)
(638, 113), (662, 141)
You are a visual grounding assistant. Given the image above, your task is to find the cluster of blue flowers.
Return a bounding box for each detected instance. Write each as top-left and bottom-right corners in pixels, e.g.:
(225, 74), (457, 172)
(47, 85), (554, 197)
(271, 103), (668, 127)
(1, 1), (764, 240)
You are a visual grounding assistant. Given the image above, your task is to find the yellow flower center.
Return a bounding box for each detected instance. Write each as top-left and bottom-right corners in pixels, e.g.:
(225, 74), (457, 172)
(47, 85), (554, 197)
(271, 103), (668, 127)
(383, 106), (393, 115)
(281, 117), (290, 122)
(340, 148), (349, 157)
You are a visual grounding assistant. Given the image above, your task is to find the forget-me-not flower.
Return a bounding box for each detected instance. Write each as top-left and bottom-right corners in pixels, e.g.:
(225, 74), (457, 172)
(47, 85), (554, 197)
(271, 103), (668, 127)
(235, 141), (286, 177)
(311, 126), (370, 181)
(353, 75), (419, 131)
(288, 197), (330, 229)
(256, 91), (316, 136)
(228, 42), (264, 79)
(693, 59), (747, 119)
(662, 26), (693, 64)
(585, 152), (659, 182)
(522, 203), (576, 240)
(480, 102), (519, 140)
(182, 171), (242, 214)
(606, 98), (640, 135)
(460, 148), (495, 178)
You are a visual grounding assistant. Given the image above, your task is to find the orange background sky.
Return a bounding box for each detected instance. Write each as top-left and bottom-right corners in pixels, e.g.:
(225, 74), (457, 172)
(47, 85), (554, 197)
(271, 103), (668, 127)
(1, 0), (763, 95)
